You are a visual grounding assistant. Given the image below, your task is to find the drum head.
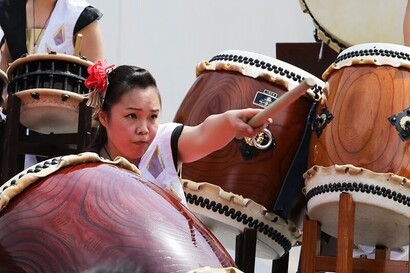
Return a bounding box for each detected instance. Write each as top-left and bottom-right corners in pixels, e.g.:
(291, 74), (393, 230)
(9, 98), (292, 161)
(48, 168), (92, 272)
(300, 0), (407, 52)
(182, 179), (302, 260)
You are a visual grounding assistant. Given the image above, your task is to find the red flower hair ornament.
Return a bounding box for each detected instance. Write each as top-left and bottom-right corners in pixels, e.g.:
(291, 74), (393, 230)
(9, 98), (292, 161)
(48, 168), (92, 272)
(84, 60), (115, 109)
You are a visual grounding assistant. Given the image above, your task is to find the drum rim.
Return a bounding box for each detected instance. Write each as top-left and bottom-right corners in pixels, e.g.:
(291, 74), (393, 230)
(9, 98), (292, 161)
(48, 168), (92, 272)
(196, 49), (325, 101)
(6, 53), (93, 79)
(0, 153), (140, 212)
(299, 0), (347, 53)
(182, 178), (302, 258)
(15, 88), (87, 100)
(299, 0), (407, 53)
(322, 43), (410, 80)
(303, 164), (410, 246)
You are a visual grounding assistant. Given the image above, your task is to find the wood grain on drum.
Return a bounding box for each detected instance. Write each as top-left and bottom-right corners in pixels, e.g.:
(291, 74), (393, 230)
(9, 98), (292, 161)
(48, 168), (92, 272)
(175, 70), (313, 211)
(309, 65), (410, 177)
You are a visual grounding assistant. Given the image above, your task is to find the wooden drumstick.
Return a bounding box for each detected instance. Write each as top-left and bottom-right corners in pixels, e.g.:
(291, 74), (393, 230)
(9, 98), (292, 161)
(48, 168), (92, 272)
(74, 33), (83, 56)
(247, 77), (317, 128)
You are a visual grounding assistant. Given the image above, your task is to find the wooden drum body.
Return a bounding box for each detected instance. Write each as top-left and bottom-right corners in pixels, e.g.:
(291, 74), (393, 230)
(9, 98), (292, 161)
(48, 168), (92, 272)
(6, 53), (93, 134)
(175, 50), (324, 211)
(305, 43), (410, 248)
(309, 43), (410, 177)
(174, 50), (324, 258)
(0, 153), (236, 273)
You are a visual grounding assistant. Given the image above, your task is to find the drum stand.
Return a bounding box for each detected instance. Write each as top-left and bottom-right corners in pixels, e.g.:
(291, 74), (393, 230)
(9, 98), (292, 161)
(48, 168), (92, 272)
(0, 94), (93, 184)
(235, 228), (290, 273)
(300, 192), (410, 273)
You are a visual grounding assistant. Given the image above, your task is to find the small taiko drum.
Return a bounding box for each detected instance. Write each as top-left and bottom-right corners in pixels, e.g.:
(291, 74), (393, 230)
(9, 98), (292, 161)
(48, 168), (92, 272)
(306, 43), (410, 247)
(299, 0), (408, 52)
(174, 50), (323, 258)
(6, 53), (93, 134)
(0, 153), (237, 273)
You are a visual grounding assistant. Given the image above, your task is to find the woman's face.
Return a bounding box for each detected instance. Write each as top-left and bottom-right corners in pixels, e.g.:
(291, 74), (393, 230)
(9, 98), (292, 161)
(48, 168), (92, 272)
(99, 86), (161, 163)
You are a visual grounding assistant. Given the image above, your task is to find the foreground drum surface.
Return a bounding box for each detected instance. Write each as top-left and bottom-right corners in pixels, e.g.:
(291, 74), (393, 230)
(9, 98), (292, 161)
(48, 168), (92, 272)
(6, 53), (93, 134)
(0, 153), (236, 273)
(299, 0), (407, 52)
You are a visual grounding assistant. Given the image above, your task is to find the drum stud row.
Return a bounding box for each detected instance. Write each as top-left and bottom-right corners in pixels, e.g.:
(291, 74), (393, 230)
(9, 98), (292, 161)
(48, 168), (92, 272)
(208, 53), (324, 100)
(335, 49), (410, 63)
(185, 190), (295, 253)
(305, 180), (410, 205)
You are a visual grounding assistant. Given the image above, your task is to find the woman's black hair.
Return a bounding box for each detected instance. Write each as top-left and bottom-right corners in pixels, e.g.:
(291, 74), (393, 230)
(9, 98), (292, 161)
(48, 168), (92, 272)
(86, 65), (160, 153)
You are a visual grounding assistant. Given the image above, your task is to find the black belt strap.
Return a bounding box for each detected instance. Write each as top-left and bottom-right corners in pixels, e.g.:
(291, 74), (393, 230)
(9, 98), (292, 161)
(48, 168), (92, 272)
(273, 102), (317, 219)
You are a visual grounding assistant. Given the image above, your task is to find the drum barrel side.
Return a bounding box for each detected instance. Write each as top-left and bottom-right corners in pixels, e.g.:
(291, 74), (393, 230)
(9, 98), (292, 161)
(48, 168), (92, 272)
(309, 64), (410, 178)
(175, 70), (313, 210)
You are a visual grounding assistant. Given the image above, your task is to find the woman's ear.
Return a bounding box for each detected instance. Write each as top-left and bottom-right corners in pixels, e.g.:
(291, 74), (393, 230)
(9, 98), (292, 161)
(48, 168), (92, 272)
(98, 110), (108, 127)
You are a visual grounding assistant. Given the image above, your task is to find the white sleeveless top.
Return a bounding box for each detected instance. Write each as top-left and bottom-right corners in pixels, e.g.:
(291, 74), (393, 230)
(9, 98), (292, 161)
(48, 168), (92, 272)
(37, 0), (89, 54)
(138, 123), (187, 205)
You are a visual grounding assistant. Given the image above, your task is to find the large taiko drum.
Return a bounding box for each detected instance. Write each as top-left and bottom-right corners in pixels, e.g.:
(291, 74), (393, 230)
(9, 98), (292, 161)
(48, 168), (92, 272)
(299, 0), (408, 52)
(174, 50), (323, 258)
(0, 153), (238, 273)
(175, 50), (324, 212)
(305, 43), (410, 247)
(6, 53), (93, 134)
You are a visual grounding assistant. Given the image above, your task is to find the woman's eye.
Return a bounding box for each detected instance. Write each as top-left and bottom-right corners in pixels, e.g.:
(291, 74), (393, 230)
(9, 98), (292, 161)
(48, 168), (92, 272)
(126, 113), (137, 119)
(151, 114), (158, 120)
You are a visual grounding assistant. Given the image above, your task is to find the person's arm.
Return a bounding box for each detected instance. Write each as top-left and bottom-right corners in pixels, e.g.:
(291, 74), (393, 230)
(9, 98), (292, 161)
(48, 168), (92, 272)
(0, 40), (11, 71)
(0, 41), (11, 107)
(75, 20), (104, 62)
(404, 0), (410, 46)
(177, 108), (270, 163)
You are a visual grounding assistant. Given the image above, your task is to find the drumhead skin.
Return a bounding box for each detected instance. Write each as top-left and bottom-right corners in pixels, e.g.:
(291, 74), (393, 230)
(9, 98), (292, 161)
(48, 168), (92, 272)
(6, 53), (93, 134)
(0, 153), (237, 273)
(304, 164), (410, 248)
(300, 0), (407, 52)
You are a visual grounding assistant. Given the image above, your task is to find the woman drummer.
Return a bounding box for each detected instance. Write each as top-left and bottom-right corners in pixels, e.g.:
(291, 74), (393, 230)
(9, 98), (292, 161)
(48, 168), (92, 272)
(84, 61), (271, 204)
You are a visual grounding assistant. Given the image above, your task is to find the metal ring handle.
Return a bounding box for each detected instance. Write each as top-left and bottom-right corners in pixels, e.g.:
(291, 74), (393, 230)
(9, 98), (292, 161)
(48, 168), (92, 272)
(252, 128), (273, 150)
